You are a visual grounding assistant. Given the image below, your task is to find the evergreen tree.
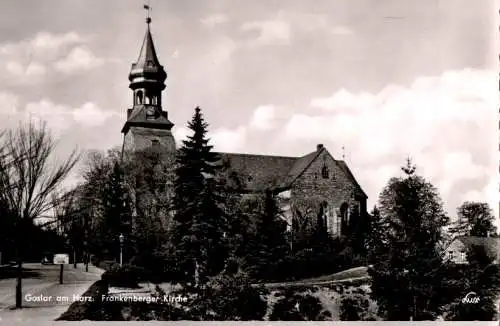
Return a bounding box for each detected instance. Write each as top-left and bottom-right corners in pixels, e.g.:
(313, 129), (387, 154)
(450, 202), (497, 237)
(170, 107), (228, 288)
(244, 190), (290, 281)
(368, 159), (450, 320)
(365, 206), (388, 263)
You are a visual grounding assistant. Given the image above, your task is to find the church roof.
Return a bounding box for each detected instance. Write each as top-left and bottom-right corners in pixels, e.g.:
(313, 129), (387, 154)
(215, 147), (367, 198)
(121, 105), (173, 133)
(129, 23), (166, 84)
(136, 24), (161, 70)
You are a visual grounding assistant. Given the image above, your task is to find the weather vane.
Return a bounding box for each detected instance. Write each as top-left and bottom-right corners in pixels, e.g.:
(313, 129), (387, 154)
(144, 0), (152, 24)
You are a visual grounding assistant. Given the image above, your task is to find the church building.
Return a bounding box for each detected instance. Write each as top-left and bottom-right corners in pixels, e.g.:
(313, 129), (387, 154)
(121, 17), (368, 237)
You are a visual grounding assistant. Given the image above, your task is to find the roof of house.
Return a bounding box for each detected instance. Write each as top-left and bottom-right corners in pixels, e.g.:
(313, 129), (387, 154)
(215, 147), (367, 198)
(451, 236), (500, 258)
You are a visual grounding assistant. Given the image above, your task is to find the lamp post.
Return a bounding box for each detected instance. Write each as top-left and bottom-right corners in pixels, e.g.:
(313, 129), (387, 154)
(119, 233), (124, 266)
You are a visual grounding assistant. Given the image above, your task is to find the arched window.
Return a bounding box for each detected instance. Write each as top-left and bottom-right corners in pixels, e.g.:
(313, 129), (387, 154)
(321, 202), (329, 231)
(136, 90), (144, 105)
(321, 166), (329, 179)
(340, 203), (349, 235)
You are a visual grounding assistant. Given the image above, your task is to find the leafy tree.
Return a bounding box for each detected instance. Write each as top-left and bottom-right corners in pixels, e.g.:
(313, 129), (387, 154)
(92, 161), (132, 262)
(244, 190), (290, 281)
(170, 107), (228, 288)
(368, 159), (450, 320)
(124, 147), (175, 281)
(0, 121), (79, 308)
(450, 202), (497, 238)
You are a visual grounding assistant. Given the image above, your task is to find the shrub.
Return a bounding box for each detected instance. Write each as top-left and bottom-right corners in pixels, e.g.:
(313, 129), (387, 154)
(269, 289), (331, 321)
(339, 293), (377, 321)
(57, 280), (109, 321)
(101, 264), (143, 288)
(188, 271), (268, 320)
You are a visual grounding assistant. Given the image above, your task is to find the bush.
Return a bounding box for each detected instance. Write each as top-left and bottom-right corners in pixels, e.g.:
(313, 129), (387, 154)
(187, 270), (268, 321)
(269, 289), (331, 321)
(101, 264), (143, 288)
(339, 293), (378, 321)
(57, 280), (109, 321)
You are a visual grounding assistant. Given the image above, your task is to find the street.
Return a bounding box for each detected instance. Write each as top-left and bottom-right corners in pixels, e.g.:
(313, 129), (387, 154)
(0, 263), (103, 322)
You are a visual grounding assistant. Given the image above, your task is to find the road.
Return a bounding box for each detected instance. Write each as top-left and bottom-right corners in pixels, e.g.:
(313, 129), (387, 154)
(0, 262), (103, 323)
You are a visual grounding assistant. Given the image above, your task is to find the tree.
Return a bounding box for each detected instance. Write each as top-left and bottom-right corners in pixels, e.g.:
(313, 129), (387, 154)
(0, 121), (79, 308)
(52, 188), (82, 268)
(124, 147), (175, 279)
(78, 148), (120, 267)
(170, 107), (228, 288)
(244, 190), (290, 281)
(450, 202), (497, 238)
(368, 159), (450, 320)
(444, 244), (500, 320)
(93, 161), (131, 262)
(364, 206), (388, 263)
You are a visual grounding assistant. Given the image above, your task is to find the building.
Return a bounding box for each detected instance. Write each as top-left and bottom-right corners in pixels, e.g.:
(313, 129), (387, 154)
(121, 17), (368, 237)
(445, 236), (500, 264)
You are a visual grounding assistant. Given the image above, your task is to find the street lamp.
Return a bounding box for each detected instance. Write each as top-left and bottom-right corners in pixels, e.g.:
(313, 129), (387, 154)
(119, 233), (124, 266)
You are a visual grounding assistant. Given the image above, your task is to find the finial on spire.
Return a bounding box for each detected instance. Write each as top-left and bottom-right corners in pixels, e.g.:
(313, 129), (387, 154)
(144, 1), (151, 24)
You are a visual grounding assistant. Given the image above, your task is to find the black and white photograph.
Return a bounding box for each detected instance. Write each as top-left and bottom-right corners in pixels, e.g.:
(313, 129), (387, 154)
(0, 0), (498, 323)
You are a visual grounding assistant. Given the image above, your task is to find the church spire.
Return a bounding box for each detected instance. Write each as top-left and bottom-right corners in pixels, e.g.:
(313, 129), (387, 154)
(121, 2), (175, 155)
(128, 3), (166, 94)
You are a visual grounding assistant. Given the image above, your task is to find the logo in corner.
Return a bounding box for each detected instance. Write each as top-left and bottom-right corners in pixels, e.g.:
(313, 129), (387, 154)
(461, 291), (480, 304)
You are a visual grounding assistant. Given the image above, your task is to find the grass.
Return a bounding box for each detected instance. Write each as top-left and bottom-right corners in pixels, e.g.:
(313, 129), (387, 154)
(258, 266), (370, 289)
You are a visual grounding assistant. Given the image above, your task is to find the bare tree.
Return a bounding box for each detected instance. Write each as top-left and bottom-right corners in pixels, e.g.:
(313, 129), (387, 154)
(0, 121), (79, 309)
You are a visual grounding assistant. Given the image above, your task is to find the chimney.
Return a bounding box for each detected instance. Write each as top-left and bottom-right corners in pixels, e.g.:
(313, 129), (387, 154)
(316, 144), (324, 152)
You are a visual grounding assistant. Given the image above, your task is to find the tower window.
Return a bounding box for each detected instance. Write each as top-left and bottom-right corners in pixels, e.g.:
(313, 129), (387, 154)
(136, 90), (144, 105)
(321, 166), (329, 179)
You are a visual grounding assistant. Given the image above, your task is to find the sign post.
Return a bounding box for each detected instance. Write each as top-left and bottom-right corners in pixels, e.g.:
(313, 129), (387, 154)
(53, 253), (69, 284)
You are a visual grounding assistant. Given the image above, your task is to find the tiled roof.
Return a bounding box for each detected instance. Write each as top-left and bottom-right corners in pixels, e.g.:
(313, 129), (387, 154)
(216, 152), (297, 192)
(215, 148), (367, 197)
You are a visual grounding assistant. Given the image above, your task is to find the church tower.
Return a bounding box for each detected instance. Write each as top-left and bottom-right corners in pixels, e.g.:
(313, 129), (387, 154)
(121, 14), (176, 154)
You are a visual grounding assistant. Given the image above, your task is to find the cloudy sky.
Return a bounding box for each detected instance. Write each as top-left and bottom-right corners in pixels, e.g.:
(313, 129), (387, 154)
(0, 0), (497, 223)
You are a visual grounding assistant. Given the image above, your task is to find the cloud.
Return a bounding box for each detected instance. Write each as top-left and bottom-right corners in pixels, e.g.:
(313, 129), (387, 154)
(173, 125), (247, 153)
(0, 31), (84, 60)
(210, 126), (247, 152)
(200, 14), (228, 27)
(5, 60), (47, 81)
(0, 91), (20, 115)
(240, 20), (291, 45)
(286, 68), (497, 217)
(250, 105), (275, 130)
(209, 38), (237, 65)
(330, 26), (354, 35)
(22, 99), (118, 134)
(0, 31), (103, 82)
(54, 46), (104, 74)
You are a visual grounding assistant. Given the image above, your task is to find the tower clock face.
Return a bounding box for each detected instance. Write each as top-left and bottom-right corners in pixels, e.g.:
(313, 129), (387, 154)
(147, 107), (155, 116)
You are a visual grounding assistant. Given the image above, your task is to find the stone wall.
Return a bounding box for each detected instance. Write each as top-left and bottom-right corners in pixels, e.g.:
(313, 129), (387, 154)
(290, 149), (366, 237)
(123, 126), (176, 154)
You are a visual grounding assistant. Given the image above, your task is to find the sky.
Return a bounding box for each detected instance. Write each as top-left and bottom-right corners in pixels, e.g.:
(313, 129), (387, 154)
(0, 0), (497, 224)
